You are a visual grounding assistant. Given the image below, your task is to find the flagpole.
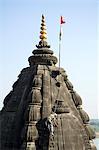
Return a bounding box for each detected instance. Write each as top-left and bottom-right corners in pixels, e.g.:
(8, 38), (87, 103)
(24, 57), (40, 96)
(59, 16), (65, 69)
(59, 39), (61, 68)
(59, 24), (61, 68)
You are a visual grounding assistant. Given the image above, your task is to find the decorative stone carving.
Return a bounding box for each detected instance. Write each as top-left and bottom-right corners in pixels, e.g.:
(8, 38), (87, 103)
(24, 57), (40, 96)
(77, 106), (89, 123)
(53, 100), (70, 114)
(26, 104), (41, 122)
(42, 72), (51, 118)
(65, 79), (73, 91)
(31, 87), (42, 104)
(26, 124), (38, 142)
(71, 91), (82, 107)
(28, 54), (57, 66)
(33, 74), (42, 88)
(36, 40), (50, 49)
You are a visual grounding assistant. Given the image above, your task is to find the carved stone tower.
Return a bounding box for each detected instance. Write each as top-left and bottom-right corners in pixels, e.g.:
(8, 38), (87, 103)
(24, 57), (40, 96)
(0, 15), (96, 150)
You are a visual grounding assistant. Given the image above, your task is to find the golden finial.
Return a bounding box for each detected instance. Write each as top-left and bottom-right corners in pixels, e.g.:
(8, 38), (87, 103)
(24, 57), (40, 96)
(36, 15), (50, 48)
(39, 15), (47, 41)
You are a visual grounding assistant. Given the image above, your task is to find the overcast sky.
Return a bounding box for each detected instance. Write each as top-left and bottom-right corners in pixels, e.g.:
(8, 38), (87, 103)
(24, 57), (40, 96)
(0, 0), (98, 119)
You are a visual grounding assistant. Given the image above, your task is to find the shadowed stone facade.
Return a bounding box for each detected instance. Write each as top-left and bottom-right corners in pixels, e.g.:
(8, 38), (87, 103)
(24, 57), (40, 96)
(0, 15), (96, 150)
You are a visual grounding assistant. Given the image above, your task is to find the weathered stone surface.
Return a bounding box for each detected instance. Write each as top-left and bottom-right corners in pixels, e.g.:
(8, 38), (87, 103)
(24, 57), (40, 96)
(0, 55), (96, 149)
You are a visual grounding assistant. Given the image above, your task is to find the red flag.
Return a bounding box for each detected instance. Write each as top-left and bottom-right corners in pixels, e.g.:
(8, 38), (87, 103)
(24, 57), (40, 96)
(60, 16), (65, 24)
(59, 16), (65, 68)
(59, 16), (65, 40)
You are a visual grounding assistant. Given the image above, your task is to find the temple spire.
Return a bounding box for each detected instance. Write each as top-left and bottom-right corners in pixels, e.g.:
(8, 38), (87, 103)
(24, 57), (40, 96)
(36, 14), (50, 48)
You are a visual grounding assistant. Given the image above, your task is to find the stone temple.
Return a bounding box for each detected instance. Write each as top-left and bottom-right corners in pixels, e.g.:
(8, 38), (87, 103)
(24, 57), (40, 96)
(0, 15), (97, 150)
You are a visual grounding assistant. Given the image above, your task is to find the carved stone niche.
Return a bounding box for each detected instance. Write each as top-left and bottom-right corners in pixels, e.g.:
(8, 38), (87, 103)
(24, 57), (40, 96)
(33, 74), (42, 88)
(71, 91), (82, 107)
(52, 100), (70, 114)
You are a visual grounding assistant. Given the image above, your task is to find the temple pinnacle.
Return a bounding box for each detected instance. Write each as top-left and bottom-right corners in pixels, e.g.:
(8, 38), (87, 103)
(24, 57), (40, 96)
(40, 15), (47, 41)
(36, 14), (50, 48)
